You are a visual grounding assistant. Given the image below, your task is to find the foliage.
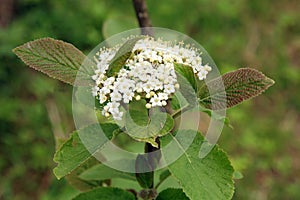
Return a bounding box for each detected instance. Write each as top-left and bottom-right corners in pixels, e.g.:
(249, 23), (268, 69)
(53, 123), (119, 179)
(106, 36), (145, 77)
(198, 68), (274, 109)
(125, 99), (174, 147)
(13, 38), (91, 85)
(12, 32), (273, 199)
(72, 187), (136, 200)
(161, 130), (235, 200)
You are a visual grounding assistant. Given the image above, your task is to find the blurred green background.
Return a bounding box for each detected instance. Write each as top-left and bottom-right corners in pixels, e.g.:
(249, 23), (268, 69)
(0, 0), (299, 199)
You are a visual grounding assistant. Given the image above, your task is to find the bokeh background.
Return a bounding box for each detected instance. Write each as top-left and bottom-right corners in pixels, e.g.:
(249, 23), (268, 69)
(1, 0), (299, 199)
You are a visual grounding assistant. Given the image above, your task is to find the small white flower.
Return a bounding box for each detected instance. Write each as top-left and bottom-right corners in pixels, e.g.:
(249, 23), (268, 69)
(164, 84), (175, 94)
(164, 76), (177, 85)
(92, 86), (99, 97)
(117, 82), (130, 92)
(150, 95), (162, 107)
(100, 86), (111, 95)
(99, 93), (107, 104)
(103, 105), (109, 111)
(193, 65), (202, 73)
(110, 91), (122, 102)
(153, 79), (164, 90)
(142, 82), (154, 93)
(95, 78), (102, 85)
(123, 90), (134, 103)
(138, 73), (150, 82)
(118, 69), (128, 77)
(107, 102), (120, 112)
(204, 64), (212, 71)
(96, 63), (109, 74)
(197, 70), (208, 80)
(112, 111), (123, 121)
(158, 92), (169, 100)
(92, 74), (98, 80)
(105, 77), (115, 85)
(163, 54), (174, 62)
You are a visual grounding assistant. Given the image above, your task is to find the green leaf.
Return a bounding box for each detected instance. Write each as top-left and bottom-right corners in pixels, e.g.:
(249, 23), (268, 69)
(198, 68), (275, 109)
(135, 154), (154, 189)
(155, 169), (172, 189)
(198, 106), (233, 128)
(156, 188), (189, 200)
(74, 86), (106, 111)
(127, 99), (149, 125)
(72, 187), (135, 200)
(106, 36), (144, 77)
(53, 123), (119, 179)
(171, 93), (181, 111)
(79, 164), (136, 181)
(13, 37), (94, 85)
(174, 63), (197, 90)
(161, 130), (234, 200)
(159, 169), (171, 183)
(125, 100), (174, 147)
(65, 157), (102, 191)
(171, 91), (189, 111)
(174, 63), (199, 107)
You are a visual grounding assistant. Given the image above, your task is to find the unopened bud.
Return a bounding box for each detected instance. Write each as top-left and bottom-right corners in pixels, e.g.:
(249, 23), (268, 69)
(150, 91), (155, 96)
(137, 88), (143, 93)
(135, 95), (141, 101)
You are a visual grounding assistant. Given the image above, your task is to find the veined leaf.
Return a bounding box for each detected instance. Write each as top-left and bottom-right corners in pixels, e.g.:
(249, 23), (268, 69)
(13, 38), (94, 85)
(53, 123), (119, 179)
(159, 169), (171, 183)
(155, 169), (172, 190)
(156, 188), (189, 200)
(198, 68), (275, 109)
(65, 157), (102, 191)
(125, 100), (174, 147)
(198, 105), (232, 128)
(72, 187), (135, 200)
(135, 154), (154, 188)
(174, 63), (199, 107)
(161, 130), (234, 200)
(79, 164), (136, 181)
(106, 36), (144, 77)
(170, 93), (182, 111)
(174, 63), (197, 91)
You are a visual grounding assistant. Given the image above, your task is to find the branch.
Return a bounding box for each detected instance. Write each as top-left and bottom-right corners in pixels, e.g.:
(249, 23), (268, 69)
(132, 0), (154, 36)
(0, 0), (14, 28)
(132, 1), (157, 191)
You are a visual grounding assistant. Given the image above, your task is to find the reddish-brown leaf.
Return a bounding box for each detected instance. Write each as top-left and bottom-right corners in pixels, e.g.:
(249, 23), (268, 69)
(198, 68), (275, 109)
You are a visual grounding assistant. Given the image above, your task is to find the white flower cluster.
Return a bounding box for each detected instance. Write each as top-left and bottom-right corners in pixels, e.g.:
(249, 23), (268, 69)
(92, 37), (212, 120)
